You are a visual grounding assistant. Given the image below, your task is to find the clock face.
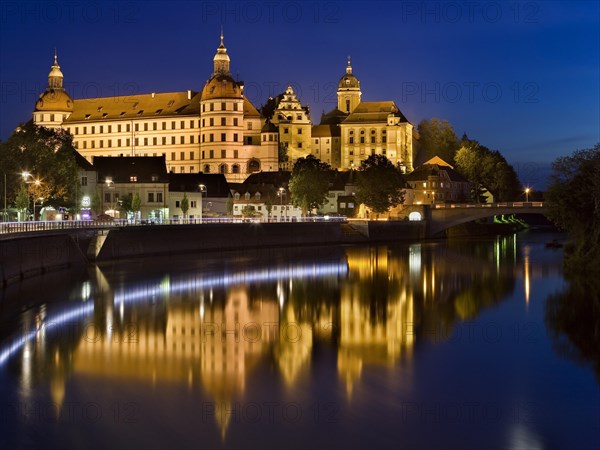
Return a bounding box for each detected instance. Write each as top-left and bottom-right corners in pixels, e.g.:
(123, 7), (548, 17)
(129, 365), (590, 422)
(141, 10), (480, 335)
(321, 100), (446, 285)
(82, 196), (91, 207)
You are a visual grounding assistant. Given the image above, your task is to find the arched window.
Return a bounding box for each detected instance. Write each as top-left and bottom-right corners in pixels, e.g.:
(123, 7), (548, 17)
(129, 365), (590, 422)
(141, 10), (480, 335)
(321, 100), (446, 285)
(248, 159), (260, 173)
(203, 164), (211, 173)
(244, 192), (251, 200)
(255, 192), (261, 200)
(219, 164), (227, 174)
(232, 164), (240, 174)
(234, 193), (240, 200)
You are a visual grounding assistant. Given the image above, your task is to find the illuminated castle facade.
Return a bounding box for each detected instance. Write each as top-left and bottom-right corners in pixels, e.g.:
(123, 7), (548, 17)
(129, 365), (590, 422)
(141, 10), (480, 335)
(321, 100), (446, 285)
(33, 36), (414, 181)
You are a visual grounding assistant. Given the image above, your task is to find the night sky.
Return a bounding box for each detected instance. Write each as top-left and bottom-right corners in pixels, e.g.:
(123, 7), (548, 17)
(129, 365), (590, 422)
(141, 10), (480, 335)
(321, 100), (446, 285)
(1, 0), (598, 188)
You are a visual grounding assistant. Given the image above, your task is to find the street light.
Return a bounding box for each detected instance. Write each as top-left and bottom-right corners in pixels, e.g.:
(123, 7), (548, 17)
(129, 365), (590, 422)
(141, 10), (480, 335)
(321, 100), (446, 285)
(21, 172), (41, 221)
(525, 187), (531, 203)
(199, 184), (207, 223)
(277, 187), (286, 222)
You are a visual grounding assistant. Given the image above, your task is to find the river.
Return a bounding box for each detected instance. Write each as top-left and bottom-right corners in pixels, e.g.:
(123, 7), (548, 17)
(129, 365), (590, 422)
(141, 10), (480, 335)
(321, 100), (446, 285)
(0, 231), (598, 449)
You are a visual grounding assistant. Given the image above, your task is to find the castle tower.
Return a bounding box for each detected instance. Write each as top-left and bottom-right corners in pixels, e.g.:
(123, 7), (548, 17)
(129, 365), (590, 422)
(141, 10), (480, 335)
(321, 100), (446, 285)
(337, 56), (361, 114)
(33, 51), (73, 129)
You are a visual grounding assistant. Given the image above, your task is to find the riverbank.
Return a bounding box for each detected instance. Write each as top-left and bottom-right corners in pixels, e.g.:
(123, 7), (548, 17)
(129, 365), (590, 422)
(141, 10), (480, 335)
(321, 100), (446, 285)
(0, 221), (427, 286)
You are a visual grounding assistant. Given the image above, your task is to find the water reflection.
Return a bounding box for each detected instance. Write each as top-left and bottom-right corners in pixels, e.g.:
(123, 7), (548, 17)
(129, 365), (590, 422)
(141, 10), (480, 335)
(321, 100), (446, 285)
(1, 235), (542, 441)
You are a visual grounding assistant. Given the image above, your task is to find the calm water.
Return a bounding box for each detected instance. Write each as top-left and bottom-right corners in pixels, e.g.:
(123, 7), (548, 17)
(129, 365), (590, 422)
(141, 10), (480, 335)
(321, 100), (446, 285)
(0, 232), (598, 450)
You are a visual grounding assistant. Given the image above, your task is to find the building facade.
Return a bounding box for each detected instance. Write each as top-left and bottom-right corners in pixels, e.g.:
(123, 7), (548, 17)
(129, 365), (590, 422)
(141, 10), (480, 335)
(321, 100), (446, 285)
(33, 34), (278, 182)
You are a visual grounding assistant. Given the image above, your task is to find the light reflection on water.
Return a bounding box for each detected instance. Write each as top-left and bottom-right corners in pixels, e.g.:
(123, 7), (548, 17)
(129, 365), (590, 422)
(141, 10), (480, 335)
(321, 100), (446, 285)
(0, 233), (596, 450)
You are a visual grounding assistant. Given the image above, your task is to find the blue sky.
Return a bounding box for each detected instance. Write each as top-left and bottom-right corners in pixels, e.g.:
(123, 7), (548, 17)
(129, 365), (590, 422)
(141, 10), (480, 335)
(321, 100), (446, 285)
(1, 1), (598, 187)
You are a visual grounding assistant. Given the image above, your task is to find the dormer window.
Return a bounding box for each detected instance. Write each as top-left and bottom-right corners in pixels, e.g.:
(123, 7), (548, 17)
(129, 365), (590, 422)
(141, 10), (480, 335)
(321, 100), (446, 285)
(234, 193), (240, 200)
(167, 100), (174, 107)
(255, 192), (261, 200)
(120, 112), (126, 117)
(155, 109), (163, 115)
(102, 113), (108, 119)
(244, 192), (251, 200)
(85, 114), (91, 120)
(151, 174), (159, 182)
(132, 102), (138, 109)
(137, 110), (144, 116)
(130, 175), (137, 182)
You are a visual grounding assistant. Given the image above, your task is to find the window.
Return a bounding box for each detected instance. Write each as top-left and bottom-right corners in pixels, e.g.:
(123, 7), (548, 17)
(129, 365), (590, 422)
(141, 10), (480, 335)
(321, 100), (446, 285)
(201, 151), (205, 159)
(126, 138), (130, 147)
(221, 133), (226, 142)
(371, 137), (375, 143)
(162, 137), (167, 145)
(176, 201), (180, 208)
(91, 126), (95, 134)
(349, 137), (354, 144)
(130, 175), (137, 182)
(144, 138), (148, 146)
(204, 164), (211, 173)
(232, 164), (240, 173)
(221, 117), (226, 126)
(255, 192), (261, 200)
(221, 102), (226, 110)
(171, 152), (176, 160)
(209, 133), (214, 142)
(100, 140), (104, 148)
(298, 128), (302, 134)
(180, 166), (185, 173)
(104, 193), (111, 202)
(126, 124), (131, 132)
(190, 151), (194, 160)
(209, 150), (214, 159)
(360, 137), (365, 144)
(134, 124), (138, 132)
(180, 151), (185, 160)
(191, 201), (197, 208)
(153, 123), (157, 130)
(81, 176), (88, 187)
(219, 164), (227, 174)
(247, 122), (253, 130)
(181, 121), (185, 129)
(148, 193), (154, 202)
(190, 120), (194, 128)
(245, 192), (251, 200)
(202, 134), (205, 143)
(210, 103), (214, 111)
(151, 174), (159, 182)
(153, 137), (157, 145)
(233, 118), (238, 126)
(172, 136), (176, 144)
(233, 103), (238, 111)
(233, 133), (238, 142)
(382, 136), (387, 143)
(284, 128), (289, 134)
(298, 142), (303, 148)
(162, 122), (166, 130)
(144, 123), (148, 131)
(221, 149), (226, 158)
(234, 150), (238, 158)
(296, 114), (302, 120)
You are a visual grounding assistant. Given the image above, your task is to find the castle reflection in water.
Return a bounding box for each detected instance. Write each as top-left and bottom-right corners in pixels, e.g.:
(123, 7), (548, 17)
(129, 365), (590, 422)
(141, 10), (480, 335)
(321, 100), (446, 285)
(1, 236), (534, 438)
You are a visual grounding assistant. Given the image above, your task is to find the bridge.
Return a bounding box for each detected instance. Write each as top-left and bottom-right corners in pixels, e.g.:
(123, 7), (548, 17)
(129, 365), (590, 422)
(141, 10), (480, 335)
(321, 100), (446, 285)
(426, 202), (547, 236)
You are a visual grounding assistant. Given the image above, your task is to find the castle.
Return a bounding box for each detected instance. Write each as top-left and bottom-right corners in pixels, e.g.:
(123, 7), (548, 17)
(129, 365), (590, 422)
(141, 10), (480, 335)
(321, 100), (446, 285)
(33, 33), (414, 182)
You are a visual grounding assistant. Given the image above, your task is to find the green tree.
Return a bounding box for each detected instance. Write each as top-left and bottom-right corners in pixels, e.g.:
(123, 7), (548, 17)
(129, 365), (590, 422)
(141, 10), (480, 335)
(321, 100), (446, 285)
(131, 192), (141, 218)
(120, 193), (133, 216)
(0, 121), (79, 209)
(288, 155), (332, 214)
(415, 118), (460, 165)
(241, 205), (256, 217)
(91, 191), (102, 215)
(355, 154), (405, 214)
(180, 193), (189, 218)
(545, 144), (600, 273)
(226, 195), (234, 216)
(265, 196), (273, 218)
(15, 184), (29, 221)
(454, 137), (521, 202)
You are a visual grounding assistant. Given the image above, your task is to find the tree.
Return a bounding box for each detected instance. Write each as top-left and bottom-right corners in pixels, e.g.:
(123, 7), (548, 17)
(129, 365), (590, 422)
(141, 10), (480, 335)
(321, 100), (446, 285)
(15, 184), (29, 221)
(355, 154), (405, 214)
(131, 192), (141, 218)
(264, 196), (273, 219)
(545, 144), (600, 273)
(288, 155), (332, 214)
(454, 137), (521, 202)
(91, 192), (102, 216)
(0, 121), (79, 209)
(415, 118), (460, 165)
(180, 193), (189, 218)
(226, 195), (234, 216)
(241, 205), (257, 217)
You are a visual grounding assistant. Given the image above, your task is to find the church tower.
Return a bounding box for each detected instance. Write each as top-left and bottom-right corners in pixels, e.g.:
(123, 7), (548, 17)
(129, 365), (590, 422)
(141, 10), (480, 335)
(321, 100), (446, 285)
(337, 57), (361, 114)
(33, 51), (73, 129)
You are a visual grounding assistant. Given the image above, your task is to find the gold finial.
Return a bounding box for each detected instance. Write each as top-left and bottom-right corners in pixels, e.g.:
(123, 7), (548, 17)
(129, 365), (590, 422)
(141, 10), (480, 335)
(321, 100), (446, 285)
(346, 55), (352, 74)
(220, 26), (224, 45)
(347, 55), (351, 65)
(54, 48), (58, 65)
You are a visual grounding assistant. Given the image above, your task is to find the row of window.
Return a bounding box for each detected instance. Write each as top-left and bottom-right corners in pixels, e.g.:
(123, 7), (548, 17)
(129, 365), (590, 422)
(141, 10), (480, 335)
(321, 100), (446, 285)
(282, 127), (303, 134)
(201, 102), (241, 113)
(78, 135), (201, 149)
(202, 149), (239, 159)
(103, 192), (164, 203)
(203, 160), (260, 174)
(313, 138), (333, 144)
(349, 136), (387, 144)
(69, 120), (201, 135)
(349, 149), (388, 156)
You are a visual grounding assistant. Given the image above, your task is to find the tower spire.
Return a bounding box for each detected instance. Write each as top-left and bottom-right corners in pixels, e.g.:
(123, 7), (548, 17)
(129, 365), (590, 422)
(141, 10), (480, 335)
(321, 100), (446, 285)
(346, 55), (352, 74)
(48, 50), (64, 90)
(213, 29), (231, 76)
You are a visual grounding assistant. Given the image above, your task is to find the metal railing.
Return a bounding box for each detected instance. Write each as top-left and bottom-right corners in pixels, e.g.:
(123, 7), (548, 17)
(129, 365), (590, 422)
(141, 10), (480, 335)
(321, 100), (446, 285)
(0, 216), (348, 235)
(433, 202), (544, 209)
